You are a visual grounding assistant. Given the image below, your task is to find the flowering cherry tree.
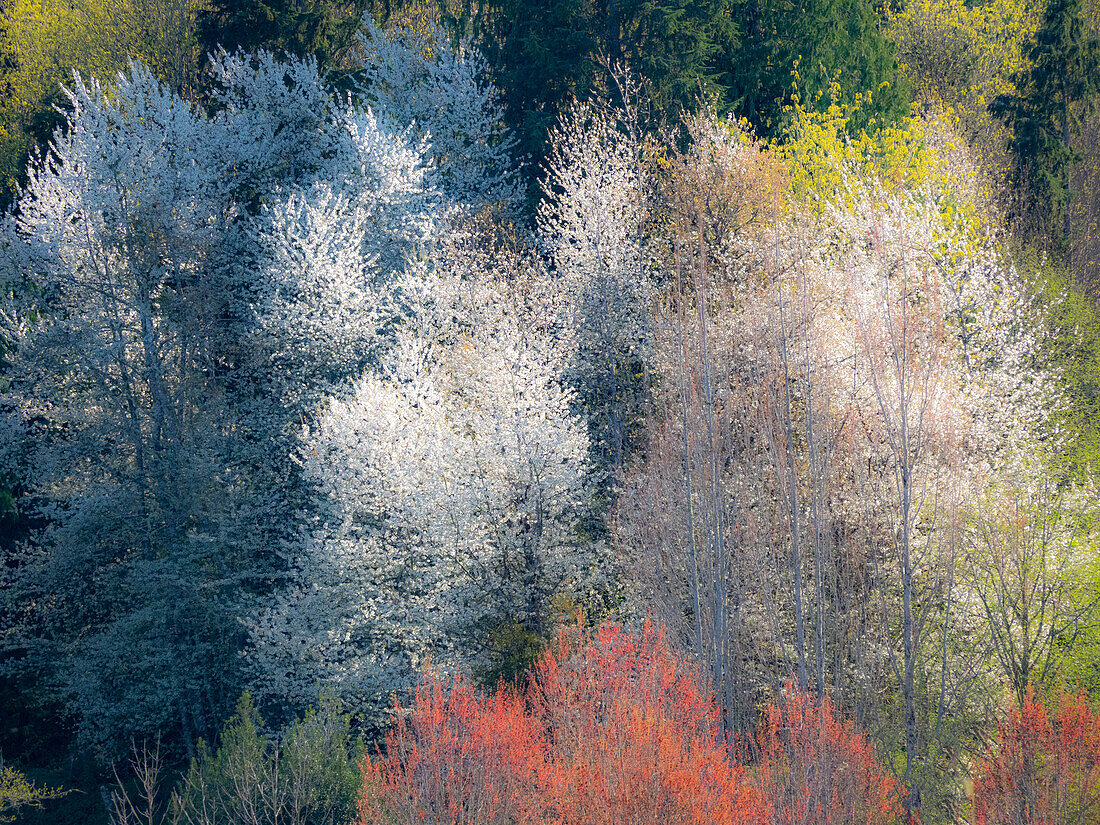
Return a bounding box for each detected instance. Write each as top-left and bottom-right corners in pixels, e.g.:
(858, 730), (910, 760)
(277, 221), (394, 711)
(0, 61), (256, 756)
(357, 17), (519, 211)
(247, 242), (593, 718)
(0, 39), (491, 754)
(538, 101), (654, 481)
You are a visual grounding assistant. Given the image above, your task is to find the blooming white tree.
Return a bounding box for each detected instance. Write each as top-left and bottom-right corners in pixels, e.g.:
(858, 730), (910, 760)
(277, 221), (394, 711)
(357, 17), (519, 211)
(247, 243), (593, 718)
(0, 46), (446, 756)
(538, 102), (654, 481)
(240, 32), (599, 718)
(206, 49), (346, 193)
(246, 107), (439, 412)
(0, 62), (250, 758)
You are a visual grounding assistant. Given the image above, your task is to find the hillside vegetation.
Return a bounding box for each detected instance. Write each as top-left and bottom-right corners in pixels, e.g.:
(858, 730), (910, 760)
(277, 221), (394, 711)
(1, 1), (1100, 823)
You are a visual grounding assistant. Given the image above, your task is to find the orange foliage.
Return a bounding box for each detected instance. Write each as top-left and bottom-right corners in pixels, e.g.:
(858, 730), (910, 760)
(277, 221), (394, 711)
(973, 688), (1100, 825)
(359, 677), (545, 825)
(755, 686), (908, 825)
(533, 622), (762, 825)
(360, 622), (908, 825)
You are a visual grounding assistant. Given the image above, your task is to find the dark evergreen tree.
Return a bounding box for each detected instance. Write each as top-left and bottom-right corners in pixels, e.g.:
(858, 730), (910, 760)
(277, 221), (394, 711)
(198, 0), (369, 72)
(464, 0), (904, 190)
(618, 0), (739, 116)
(464, 0), (735, 191)
(725, 0), (907, 133)
(468, 0), (601, 191)
(991, 0), (1100, 236)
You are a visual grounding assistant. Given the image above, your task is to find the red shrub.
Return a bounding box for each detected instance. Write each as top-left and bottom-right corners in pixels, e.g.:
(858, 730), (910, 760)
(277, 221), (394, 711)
(973, 688), (1100, 825)
(755, 686), (908, 825)
(533, 621), (762, 825)
(360, 676), (546, 825)
(360, 623), (907, 825)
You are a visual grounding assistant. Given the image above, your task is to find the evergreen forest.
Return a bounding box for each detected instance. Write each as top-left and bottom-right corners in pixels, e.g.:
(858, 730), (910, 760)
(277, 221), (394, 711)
(2, 0), (1100, 822)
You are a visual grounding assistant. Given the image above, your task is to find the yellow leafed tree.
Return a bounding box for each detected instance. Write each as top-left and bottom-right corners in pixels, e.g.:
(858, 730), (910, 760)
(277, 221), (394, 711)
(0, 765), (64, 822)
(888, 0), (1040, 190)
(0, 0), (205, 197)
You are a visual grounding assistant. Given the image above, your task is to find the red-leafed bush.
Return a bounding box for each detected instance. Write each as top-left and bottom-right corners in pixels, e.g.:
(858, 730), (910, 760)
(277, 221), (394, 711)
(973, 689), (1100, 825)
(533, 621), (762, 825)
(360, 622), (906, 825)
(755, 686), (908, 825)
(360, 677), (546, 825)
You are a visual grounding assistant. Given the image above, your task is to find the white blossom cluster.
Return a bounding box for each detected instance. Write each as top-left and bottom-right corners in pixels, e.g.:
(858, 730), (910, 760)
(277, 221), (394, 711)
(538, 102), (654, 478)
(0, 20), (587, 750)
(248, 244), (591, 714)
(357, 17), (520, 211)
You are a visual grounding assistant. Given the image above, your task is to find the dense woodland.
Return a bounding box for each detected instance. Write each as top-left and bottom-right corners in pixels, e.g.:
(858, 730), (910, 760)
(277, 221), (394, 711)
(1, 0), (1100, 822)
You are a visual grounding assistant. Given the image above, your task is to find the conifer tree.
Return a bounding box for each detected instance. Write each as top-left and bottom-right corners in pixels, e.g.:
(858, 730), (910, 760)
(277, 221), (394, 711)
(617, 0), (738, 115)
(198, 0), (368, 72)
(725, 0), (907, 132)
(471, 0), (600, 189)
(991, 0), (1100, 235)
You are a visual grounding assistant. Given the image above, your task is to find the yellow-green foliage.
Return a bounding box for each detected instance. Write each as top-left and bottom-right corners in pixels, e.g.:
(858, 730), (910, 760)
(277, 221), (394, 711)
(774, 97), (994, 242)
(1022, 249), (1100, 477)
(1060, 533), (1100, 695)
(0, 766), (64, 822)
(887, 0), (1040, 181)
(776, 96), (932, 207)
(0, 0), (204, 195)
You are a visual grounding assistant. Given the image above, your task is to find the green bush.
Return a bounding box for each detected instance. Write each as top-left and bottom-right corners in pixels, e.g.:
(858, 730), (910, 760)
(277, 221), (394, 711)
(171, 693), (362, 825)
